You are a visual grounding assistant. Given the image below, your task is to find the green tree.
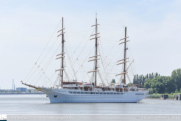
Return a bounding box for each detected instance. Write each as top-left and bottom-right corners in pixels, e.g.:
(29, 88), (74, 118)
(111, 79), (116, 83)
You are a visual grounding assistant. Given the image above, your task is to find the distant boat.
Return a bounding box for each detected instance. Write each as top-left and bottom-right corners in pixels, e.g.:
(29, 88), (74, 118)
(22, 17), (148, 103)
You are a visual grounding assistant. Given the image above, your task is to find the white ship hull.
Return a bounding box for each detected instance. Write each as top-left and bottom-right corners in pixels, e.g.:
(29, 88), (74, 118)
(40, 88), (148, 103)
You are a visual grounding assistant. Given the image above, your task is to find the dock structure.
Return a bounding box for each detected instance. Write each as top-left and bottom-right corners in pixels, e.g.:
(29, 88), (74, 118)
(174, 94), (181, 100)
(160, 95), (168, 100)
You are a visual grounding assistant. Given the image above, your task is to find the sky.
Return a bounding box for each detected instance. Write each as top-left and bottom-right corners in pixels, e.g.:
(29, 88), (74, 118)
(0, 0), (181, 89)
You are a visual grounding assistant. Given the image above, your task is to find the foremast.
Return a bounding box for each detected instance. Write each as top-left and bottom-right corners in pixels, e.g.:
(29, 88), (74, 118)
(57, 17), (65, 87)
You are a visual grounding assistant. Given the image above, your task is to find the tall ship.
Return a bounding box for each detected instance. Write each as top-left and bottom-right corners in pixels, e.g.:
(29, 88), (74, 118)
(22, 17), (148, 103)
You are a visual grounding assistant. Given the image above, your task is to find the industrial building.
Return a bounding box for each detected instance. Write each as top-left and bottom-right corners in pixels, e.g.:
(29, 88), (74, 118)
(16, 87), (27, 92)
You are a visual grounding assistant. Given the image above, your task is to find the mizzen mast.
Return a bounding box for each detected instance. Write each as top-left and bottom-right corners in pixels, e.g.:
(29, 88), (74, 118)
(88, 17), (100, 87)
(116, 27), (129, 84)
(56, 17), (65, 87)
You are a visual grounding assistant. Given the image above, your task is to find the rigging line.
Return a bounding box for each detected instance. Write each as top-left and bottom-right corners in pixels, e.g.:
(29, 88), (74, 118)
(126, 48), (135, 76)
(33, 44), (61, 85)
(65, 29), (95, 81)
(42, 76), (50, 88)
(63, 60), (74, 81)
(64, 69), (70, 82)
(101, 41), (118, 63)
(104, 49), (121, 70)
(128, 42), (137, 75)
(71, 47), (94, 79)
(53, 73), (60, 87)
(98, 47), (109, 84)
(64, 35), (88, 78)
(43, 72), (53, 83)
(64, 29), (94, 80)
(98, 71), (105, 86)
(99, 37), (105, 59)
(119, 64), (124, 83)
(39, 37), (59, 68)
(77, 68), (87, 82)
(104, 45), (124, 70)
(72, 60), (90, 79)
(98, 66), (106, 84)
(65, 61), (75, 80)
(37, 19), (62, 63)
(65, 46), (77, 80)
(126, 73), (131, 84)
(50, 72), (56, 80)
(27, 65), (40, 84)
(26, 37), (59, 83)
(121, 60), (124, 83)
(24, 19), (62, 81)
(44, 74), (52, 87)
(89, 72), (94, 83)
(74, 61), (92, 69)
(34, 72), (47, 86)
(34, 43), (61, 82)
(43, 43), (61, 71)
(71, 29), (94, 63)
(63, 23), (74, 60)
(63, 48), (75, 80)
(79, 64), (91, 79)
(33, 68), (44, 84)
(34, 73), (43, 85)
(105, 51), (123, 82)
(36, 72), (52, 87)
(69, 29), (94, 59)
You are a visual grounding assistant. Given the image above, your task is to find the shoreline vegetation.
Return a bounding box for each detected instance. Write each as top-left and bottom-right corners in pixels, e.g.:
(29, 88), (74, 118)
(146, 93), (178, 99)
(128, 68), (181, 95)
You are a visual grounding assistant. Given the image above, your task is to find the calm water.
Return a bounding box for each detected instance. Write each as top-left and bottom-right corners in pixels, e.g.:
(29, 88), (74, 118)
(0, 95), (181, 114)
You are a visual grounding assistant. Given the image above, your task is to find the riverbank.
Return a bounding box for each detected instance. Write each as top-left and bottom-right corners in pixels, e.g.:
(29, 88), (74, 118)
(146, 93), (181, 100)
(145, 97), (174, 100)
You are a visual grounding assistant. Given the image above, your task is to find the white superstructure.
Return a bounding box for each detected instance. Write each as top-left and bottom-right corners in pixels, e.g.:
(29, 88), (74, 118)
(40, 88), (148, 103)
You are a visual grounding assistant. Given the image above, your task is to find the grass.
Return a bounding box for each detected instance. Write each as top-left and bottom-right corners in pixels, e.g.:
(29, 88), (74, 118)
(147, 93), (179, 99)
(168, 95), (174, 99)
(147, 94), (160, 98)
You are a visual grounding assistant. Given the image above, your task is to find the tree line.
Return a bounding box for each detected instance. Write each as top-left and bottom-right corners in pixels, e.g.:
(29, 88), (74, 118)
(133, 72), (160, 88)
(133, 68), (181, 94)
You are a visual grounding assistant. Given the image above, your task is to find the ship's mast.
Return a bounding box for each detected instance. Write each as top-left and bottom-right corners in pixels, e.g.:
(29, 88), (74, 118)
(61, 17), (64, 87)
(116, 27), (129, 84)
(56, 17), (65, 87)
(88, 17), (100, 88)
(95, 18), (98, 87)
(123, 27), (127, 84)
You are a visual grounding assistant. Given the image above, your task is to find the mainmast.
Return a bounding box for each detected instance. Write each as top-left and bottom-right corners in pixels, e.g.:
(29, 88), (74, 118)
(123, 27), (127, 84)
(88, 17), (100, 88)
(95, 18), (98, 87)
(116, 27), (129, 84)
(56, 17), (65, 87)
